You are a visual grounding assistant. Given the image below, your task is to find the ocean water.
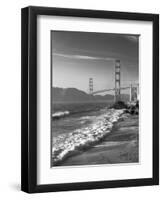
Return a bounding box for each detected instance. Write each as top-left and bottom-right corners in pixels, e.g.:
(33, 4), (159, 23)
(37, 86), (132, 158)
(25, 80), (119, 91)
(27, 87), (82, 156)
(51, 102), (124, 165)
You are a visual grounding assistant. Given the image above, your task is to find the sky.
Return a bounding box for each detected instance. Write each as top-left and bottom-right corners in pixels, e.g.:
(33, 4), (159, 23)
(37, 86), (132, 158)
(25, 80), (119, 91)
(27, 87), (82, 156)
(52, 31), (139, 94)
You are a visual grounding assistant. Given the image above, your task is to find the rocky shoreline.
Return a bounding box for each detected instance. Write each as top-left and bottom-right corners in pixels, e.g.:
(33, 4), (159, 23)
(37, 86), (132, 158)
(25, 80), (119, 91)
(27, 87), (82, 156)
(52, 109), (124, 166)
(53, 111), (139, 167)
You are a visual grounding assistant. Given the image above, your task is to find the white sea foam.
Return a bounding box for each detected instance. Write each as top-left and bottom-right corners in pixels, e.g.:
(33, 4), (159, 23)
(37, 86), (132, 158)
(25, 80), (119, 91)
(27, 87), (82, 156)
(52, 109), (124, 164)
(52, 111), (70, 119)
(79, 115), (94, 124)
(79, 116), (92, 120)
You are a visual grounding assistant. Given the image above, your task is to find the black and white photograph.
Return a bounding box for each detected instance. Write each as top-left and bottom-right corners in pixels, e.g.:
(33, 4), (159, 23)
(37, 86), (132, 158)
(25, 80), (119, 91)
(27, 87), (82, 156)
(51, 31), (139, 167)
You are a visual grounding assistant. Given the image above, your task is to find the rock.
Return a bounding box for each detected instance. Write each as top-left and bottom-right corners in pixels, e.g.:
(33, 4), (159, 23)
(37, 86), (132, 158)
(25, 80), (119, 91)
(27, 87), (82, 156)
(111, 101), (127, 109)
(127, 100), (139, 115)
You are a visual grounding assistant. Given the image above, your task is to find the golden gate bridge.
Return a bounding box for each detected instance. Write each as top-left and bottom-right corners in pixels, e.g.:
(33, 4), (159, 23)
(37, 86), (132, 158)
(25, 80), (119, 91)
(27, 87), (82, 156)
(89, 60), (139, 102)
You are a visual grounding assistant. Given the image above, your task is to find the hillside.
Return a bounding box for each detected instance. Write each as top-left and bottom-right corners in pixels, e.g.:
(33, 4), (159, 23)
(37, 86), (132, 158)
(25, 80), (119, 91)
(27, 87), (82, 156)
(52, 87), (130, 103)
(52, 87), (114, 102)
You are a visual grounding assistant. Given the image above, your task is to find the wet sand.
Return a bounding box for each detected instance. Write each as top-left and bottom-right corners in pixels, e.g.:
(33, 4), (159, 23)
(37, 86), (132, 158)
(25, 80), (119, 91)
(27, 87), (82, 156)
(58, 114), (139, 166)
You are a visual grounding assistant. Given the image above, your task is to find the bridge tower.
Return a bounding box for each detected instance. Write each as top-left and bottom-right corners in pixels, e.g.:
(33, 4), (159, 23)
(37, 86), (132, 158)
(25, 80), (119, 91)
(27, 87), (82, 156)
(130, 84), (139, 102)
(89, 78), (93, 94)
(115, 60), (121, 102)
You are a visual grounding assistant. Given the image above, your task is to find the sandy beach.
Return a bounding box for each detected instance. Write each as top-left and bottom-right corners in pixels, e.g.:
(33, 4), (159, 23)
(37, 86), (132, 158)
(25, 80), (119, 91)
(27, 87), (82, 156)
(57, 113), (139, 166)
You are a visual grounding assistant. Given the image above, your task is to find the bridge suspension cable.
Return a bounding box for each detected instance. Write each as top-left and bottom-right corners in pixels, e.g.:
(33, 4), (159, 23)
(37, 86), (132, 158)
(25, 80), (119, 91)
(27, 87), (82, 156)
(89, 60), (139, 102)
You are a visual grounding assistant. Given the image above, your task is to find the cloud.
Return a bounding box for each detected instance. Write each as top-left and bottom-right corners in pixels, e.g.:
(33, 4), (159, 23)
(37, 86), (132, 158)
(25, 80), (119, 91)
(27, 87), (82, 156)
(53, 52), (115, 61)
(125, 35), (139, 43)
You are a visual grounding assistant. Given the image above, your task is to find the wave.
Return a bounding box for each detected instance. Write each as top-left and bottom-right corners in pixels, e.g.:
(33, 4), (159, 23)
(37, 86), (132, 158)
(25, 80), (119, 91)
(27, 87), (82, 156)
(78, 116), (95, 124)
(52, 109), (125, 165)
(52, 108), (99, 120)
(52, 111), (70, 119)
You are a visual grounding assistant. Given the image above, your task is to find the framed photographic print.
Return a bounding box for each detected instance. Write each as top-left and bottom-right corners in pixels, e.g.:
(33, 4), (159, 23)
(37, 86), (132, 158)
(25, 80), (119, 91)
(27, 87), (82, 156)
(21, 6), (159, 193)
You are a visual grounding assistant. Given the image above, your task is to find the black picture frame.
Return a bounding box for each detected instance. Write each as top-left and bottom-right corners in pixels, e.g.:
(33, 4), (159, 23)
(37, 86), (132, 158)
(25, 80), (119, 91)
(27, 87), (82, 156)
(21, 6), (159, 193)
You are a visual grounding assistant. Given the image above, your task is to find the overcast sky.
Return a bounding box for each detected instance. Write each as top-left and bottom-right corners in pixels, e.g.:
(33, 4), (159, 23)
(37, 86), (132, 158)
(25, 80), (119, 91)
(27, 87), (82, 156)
(52, 31), (139, 94)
